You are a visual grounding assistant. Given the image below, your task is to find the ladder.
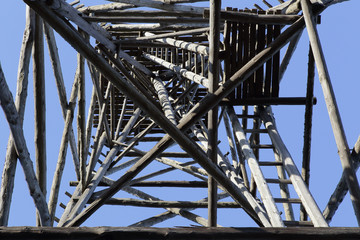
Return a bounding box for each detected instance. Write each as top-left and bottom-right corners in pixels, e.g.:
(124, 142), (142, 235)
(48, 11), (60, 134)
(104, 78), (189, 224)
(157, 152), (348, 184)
(225, 105), (328, 227)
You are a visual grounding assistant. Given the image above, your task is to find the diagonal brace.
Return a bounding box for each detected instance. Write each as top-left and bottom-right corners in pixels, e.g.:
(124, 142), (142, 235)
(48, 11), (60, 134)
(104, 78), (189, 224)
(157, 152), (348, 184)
(301, 0), (360, 225)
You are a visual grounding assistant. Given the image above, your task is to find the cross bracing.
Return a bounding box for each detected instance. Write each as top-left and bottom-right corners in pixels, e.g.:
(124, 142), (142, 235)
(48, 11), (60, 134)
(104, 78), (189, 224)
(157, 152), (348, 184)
(0, 0), (359, 229)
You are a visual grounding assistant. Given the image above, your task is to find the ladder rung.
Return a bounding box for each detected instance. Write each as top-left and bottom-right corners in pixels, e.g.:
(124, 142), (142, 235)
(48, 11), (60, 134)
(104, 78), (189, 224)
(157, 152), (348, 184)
(284, 220), (314, 227)
(274, 198), (302, 203)
(266, 178), (292, 184)
(244, 129), (268, 133)
(258, 161), (283, 166)
(125, 137), (163, 142)
(251, 144), (273, 149)
(236, 114), (260, 118)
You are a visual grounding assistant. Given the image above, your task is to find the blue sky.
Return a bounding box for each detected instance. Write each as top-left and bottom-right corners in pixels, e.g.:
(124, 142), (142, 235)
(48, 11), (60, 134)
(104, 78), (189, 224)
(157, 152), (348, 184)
(0, 0), (359, 227)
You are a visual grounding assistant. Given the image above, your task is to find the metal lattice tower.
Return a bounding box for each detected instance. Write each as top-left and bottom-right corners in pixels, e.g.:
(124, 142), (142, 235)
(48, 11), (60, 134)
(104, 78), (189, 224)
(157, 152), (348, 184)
(0, 0), (359, 230)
